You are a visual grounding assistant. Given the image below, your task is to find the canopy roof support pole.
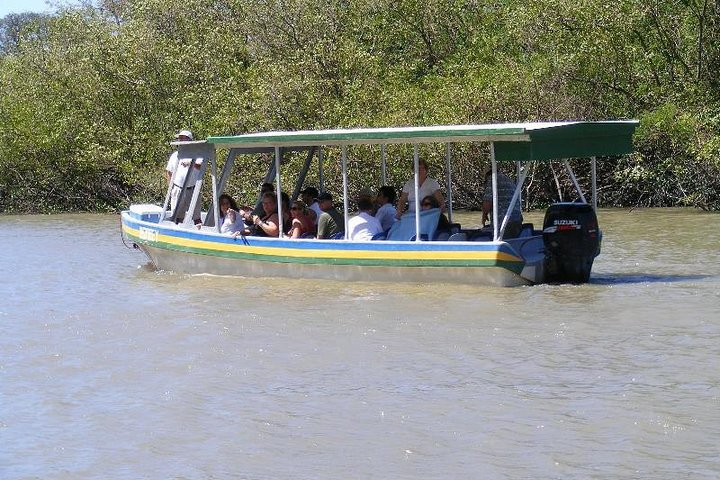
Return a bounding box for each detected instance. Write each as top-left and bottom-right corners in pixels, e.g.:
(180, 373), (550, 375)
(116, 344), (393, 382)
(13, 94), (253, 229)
(217, 149), (239, 194)
(211, 154), (220, 233)
(341, 146), (349, 240)
(381, 145), (387, 185)
(263, 154), (277, 184)
(170, 142), (214, 226)
(172, 143), (214, 226)
(204, 148), (239, 227)
(318, 147), (325, 192)
(413, 145), (421, 242)
(274, 146), (284, 236)
(516, 161), (522, 211)
(499, 166), (528, 240)
(291, 147), (317, 201)
(445, 143), (453, 223)
(168, 156), (196, 224)
(182, 156), (209, 227)
(550, 163), (563, 202)
(252, 152), (278, 213)
(591, 156), (598, 211)
(490, 143), (499, 241)
(563, 159), (587, 204)
(160, 155), (180, 222)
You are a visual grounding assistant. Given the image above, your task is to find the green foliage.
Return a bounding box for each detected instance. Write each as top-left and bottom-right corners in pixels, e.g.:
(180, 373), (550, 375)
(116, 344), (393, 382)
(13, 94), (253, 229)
(611, 103), (720, 210)
(0, 0), (718, 213)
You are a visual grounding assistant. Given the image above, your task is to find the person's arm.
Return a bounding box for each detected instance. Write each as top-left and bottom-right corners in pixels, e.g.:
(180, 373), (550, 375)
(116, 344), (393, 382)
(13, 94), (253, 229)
(433, 189), (446, 212)
(288, 219), (302, 239)
(395, 191), (409, 219)
(227, 209), (237, 224)
(165, 153), (177, 185)
(253, 213), (280, 237)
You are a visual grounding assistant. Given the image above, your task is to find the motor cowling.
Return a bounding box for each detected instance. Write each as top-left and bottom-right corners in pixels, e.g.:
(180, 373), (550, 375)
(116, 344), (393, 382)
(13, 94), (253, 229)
(543, 203), (601, 284)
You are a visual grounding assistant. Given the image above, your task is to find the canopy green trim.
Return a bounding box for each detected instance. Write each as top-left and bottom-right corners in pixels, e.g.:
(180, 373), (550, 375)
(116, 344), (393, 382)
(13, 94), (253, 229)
(206, 121), (638, 161)
(493, 121), (638, 161)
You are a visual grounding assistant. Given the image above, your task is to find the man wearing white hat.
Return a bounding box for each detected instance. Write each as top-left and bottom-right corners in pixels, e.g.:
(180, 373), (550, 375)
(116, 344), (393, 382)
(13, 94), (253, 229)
(165, 129), (203, 223)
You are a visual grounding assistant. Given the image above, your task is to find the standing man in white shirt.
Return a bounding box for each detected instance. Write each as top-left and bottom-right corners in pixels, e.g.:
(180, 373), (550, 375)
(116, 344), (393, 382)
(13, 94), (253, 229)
(395, 158), (445, 219)
(165, 129), (203, 223)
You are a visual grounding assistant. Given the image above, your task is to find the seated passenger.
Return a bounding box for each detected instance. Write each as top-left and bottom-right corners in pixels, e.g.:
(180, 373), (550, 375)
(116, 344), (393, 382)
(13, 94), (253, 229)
(347, 198), (383, 241)
(218, 193), (244, 234)
(356, 187), (376, 215)
(249, 182), (275, 218)
(316, 192), (345, 239)
(236, 182), (274, 226)
(421, 195), (451, 234)
(286, 200), (315, 239)
(300, 186), (321, 225)
(374, 185), (397, 232)
(234, 191), (280, 237)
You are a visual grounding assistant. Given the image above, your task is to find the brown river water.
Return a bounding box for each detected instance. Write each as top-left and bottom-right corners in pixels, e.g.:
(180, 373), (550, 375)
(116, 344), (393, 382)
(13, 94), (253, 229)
(1, 209), (719, 479)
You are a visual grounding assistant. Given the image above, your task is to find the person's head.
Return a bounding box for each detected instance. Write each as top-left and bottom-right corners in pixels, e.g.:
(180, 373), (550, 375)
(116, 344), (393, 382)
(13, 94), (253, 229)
(317, 192), (333, 211)
(281, 191), (290, 210)
(421, 195), (439, 210)
(219, 194), (238, 214)
(300, 186), (319, 204)
(260, 182), (274, 194)
(261, 191), (277, 215)
(357, 187), (374, 203)
(377, 185), (396, 206)
(174, 129), (193, 142)
(290, 200), (307, 218)
(418, 159), (429, 181)
(357, 197), (374, 212)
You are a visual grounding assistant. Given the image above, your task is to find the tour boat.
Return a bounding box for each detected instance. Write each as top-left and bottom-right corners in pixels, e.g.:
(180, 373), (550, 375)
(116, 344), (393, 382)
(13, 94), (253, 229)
(120, 121), (638, 286)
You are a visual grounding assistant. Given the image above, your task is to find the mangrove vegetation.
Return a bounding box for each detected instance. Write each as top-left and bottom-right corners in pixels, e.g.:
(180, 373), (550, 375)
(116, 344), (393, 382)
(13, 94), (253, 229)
(1, 0), (719, 213)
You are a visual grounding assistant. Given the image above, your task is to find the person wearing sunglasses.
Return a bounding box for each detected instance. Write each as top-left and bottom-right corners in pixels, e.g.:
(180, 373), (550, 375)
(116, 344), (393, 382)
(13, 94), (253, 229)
(286, 201), (315, 239)
(421, 195), (452, 235)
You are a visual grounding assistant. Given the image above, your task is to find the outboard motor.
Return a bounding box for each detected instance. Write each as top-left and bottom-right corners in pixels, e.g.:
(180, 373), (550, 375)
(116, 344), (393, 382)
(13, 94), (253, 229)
(543, 202), (601, 284)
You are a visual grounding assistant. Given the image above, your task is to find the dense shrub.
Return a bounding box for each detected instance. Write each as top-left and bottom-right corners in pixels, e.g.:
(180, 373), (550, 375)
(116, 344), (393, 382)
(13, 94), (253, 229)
(0, 0), (718, 213)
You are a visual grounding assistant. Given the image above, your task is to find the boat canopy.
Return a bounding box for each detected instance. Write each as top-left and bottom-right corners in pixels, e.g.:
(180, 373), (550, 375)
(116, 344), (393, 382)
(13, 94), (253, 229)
(169, 120), (638, 242)
(204, 121), (638, 161)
